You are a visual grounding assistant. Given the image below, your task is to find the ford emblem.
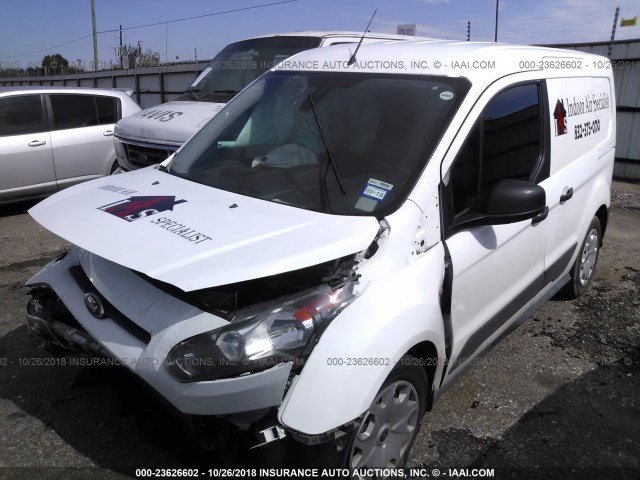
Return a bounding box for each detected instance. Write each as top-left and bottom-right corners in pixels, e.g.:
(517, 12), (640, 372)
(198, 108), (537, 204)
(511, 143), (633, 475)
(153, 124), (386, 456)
(84, 292), (106, 319)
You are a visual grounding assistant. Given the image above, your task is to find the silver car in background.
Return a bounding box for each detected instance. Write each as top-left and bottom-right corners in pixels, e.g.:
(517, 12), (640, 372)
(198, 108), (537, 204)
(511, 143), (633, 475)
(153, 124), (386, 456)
(0, 87), (141, 205)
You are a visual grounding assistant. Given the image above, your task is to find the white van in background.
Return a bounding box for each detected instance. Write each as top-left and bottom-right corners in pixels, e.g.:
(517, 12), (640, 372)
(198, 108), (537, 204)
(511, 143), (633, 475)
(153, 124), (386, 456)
(26, 40), (615, 468)
(113, 32), (419, 171)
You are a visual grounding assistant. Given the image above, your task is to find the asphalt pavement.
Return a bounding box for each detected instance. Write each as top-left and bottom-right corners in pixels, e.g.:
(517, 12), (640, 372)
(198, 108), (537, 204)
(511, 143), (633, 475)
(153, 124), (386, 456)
(0, 182), (638, 480)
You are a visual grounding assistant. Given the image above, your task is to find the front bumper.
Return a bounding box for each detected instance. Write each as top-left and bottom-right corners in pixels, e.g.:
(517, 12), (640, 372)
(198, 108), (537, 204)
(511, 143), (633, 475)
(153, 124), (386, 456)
(26, 290), (109, 357)
(25, 247), (292, 416)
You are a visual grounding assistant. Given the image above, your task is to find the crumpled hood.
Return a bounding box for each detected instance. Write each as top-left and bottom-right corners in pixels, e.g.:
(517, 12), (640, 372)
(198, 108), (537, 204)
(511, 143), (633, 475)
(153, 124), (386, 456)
(29, 168), (380, 291)
(114, 101), (226, 145)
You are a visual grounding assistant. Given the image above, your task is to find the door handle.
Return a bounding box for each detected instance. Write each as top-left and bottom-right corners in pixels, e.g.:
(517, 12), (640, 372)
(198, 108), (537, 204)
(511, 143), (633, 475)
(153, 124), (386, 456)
(531, 206), (549, 225)
(103, 130), (114, 136)
(560, 187), (574, 203)
(28, 140), (46, 147)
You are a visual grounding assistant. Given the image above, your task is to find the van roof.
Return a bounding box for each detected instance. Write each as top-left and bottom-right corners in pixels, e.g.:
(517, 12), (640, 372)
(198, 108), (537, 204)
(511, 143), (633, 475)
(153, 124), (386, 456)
(237, 31), (431, 42)
(0, 86), (134, 97)
(272, 38), (613, 86)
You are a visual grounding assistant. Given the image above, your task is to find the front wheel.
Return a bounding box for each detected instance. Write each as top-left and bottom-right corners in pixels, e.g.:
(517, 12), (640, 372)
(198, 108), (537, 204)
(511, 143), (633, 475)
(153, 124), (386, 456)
(295, 355), (428, 471)
(348, 373), (425, 470)
(562, 216), (602, 298)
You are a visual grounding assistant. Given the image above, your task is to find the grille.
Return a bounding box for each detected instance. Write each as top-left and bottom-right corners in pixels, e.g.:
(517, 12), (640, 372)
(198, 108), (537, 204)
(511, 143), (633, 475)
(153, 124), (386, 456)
(124, 142), (177, 169)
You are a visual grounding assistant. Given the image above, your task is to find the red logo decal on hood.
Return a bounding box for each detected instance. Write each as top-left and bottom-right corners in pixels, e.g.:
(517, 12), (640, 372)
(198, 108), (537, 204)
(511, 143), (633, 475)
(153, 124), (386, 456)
(98, 196), (187, 222)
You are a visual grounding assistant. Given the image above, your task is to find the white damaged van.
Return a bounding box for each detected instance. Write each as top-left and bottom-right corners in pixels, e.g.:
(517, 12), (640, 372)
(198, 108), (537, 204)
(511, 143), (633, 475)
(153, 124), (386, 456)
(114, 32), (419, 171)
(26, 39), (615, 468)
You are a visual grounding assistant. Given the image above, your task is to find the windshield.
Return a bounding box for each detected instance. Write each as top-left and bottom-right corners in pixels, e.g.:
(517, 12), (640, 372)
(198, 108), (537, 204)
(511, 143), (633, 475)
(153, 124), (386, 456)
(178, 37), (321, 102)
(170, 71), (469, 216)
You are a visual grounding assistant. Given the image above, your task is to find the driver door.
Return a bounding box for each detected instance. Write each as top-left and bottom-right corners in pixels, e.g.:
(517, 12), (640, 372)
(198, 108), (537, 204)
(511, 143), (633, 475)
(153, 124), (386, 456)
(440, 82), (549, 380)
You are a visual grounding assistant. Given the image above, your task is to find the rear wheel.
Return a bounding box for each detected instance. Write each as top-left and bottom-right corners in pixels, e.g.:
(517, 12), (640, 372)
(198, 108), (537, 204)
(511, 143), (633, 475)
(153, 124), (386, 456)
(562, 216), (601, 298)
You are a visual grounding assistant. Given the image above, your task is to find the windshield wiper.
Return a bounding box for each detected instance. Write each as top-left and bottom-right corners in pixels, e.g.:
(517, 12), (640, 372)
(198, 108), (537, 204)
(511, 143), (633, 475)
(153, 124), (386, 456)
(212, 89), (239, 95)
(180, 87), (201, 100)
(307, 94), (346, 213)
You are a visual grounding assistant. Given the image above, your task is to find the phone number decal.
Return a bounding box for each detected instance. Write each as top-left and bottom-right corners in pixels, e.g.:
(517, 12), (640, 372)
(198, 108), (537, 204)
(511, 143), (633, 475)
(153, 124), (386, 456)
(574, 118), (601, 140)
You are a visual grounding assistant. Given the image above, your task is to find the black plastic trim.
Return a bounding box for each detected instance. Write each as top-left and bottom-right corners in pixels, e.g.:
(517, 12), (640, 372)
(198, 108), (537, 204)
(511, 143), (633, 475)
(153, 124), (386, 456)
(560, 187), (574, 203)
(448, 270), (543, 374)
(543, 243), (577, 286)
(438, 239), (454, 388)
(531, 205), (549, 225)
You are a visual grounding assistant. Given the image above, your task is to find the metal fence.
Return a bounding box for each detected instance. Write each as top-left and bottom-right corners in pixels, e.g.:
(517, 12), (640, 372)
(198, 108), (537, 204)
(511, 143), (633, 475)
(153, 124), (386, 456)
(2, 39), (639, 179)
(0, 61), (210, 109)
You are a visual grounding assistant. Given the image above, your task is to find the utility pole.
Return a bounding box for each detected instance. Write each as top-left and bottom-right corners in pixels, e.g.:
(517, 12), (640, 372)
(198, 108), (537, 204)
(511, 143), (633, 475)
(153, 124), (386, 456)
(608, 7), (620, 59)
(494, 0), (499, 42)
(119, 25), (123, 69)
(467, 21), (471, 41)
(91, 0), (98, 71)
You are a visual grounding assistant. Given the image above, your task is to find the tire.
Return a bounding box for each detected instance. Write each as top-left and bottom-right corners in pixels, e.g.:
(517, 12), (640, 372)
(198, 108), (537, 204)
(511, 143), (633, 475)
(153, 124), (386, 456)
(295, 355), (428, 471)
(562, 216), (601, 299)
(344, 355), (427, 472)
(347, 355), (427, 472)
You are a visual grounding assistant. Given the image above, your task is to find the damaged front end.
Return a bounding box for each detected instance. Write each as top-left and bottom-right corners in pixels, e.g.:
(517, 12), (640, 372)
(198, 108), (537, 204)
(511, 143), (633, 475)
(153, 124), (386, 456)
(26, 284), (109, 357)
(166, 272), (360, 382)
(25, 251), (111, 357)
(23, 221), (388, 450)
(161, 223), (388, 383)
(24, 249), (365, 418)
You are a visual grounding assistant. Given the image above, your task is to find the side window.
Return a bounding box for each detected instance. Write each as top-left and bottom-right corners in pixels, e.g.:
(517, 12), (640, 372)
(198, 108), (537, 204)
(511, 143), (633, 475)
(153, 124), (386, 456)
(0, 95), (44, 137)
(449, 83), (542, 217)
(96, 96), (118, 124)
(50, 94), (96, 130)
(49, 94), (118, 130)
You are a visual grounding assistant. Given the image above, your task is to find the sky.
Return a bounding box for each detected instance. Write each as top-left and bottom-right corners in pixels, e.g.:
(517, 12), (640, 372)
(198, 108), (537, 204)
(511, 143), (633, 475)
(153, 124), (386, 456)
(0, 0), (638, 71)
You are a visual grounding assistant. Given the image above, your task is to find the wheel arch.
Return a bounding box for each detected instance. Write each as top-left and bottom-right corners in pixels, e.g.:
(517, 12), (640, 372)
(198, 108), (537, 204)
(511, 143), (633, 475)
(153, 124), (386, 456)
(406, 340), (439, 411)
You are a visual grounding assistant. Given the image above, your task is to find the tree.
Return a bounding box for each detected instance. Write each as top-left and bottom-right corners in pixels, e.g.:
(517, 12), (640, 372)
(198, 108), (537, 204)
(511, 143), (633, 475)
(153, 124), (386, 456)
(41, 53), (70, 74)
(118, 43), (160, 69)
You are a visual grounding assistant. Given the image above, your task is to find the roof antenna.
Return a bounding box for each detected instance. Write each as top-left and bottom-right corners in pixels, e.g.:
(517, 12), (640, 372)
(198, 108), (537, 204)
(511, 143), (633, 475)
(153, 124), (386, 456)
(348, 9), (377, 66)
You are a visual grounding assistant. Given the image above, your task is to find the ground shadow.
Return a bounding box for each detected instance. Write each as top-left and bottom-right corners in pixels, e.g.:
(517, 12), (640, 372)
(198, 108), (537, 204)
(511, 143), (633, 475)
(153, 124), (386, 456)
(0, 199), (40, 218)
(0, 324), (291, 477)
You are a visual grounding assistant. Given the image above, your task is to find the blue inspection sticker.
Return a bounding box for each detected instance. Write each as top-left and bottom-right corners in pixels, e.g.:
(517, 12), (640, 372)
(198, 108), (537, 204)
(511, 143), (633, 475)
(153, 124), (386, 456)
(361, 184), (388, 201)
(360, 178), (394, 202)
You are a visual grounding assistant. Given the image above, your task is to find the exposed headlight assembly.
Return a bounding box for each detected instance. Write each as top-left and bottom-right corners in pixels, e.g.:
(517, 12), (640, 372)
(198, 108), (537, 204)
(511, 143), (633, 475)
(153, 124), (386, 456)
(165, 278), (358, 382)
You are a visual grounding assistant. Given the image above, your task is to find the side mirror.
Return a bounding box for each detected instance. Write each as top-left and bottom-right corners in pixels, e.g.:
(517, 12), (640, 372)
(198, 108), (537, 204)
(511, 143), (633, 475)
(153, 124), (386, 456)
(481, 178), (546, 224)
(451, 179), (547, 233)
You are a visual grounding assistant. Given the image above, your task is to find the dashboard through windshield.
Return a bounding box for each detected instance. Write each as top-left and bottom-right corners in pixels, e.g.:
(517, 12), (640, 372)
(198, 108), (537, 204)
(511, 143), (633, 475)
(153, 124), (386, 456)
(170, 70), (469, 216)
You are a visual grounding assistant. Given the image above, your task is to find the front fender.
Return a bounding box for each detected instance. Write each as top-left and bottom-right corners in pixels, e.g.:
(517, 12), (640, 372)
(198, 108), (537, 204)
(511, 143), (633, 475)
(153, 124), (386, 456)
(278, 242), (446, 435)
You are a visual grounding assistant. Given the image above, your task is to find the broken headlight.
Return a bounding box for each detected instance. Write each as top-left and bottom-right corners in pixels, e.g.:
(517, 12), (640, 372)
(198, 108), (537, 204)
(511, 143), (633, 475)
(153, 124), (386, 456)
(165, 279), (358, 382)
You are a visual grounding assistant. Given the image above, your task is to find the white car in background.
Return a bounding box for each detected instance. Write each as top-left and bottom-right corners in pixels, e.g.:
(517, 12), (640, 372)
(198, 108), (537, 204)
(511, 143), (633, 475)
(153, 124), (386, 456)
(0, 87), (140, 205)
